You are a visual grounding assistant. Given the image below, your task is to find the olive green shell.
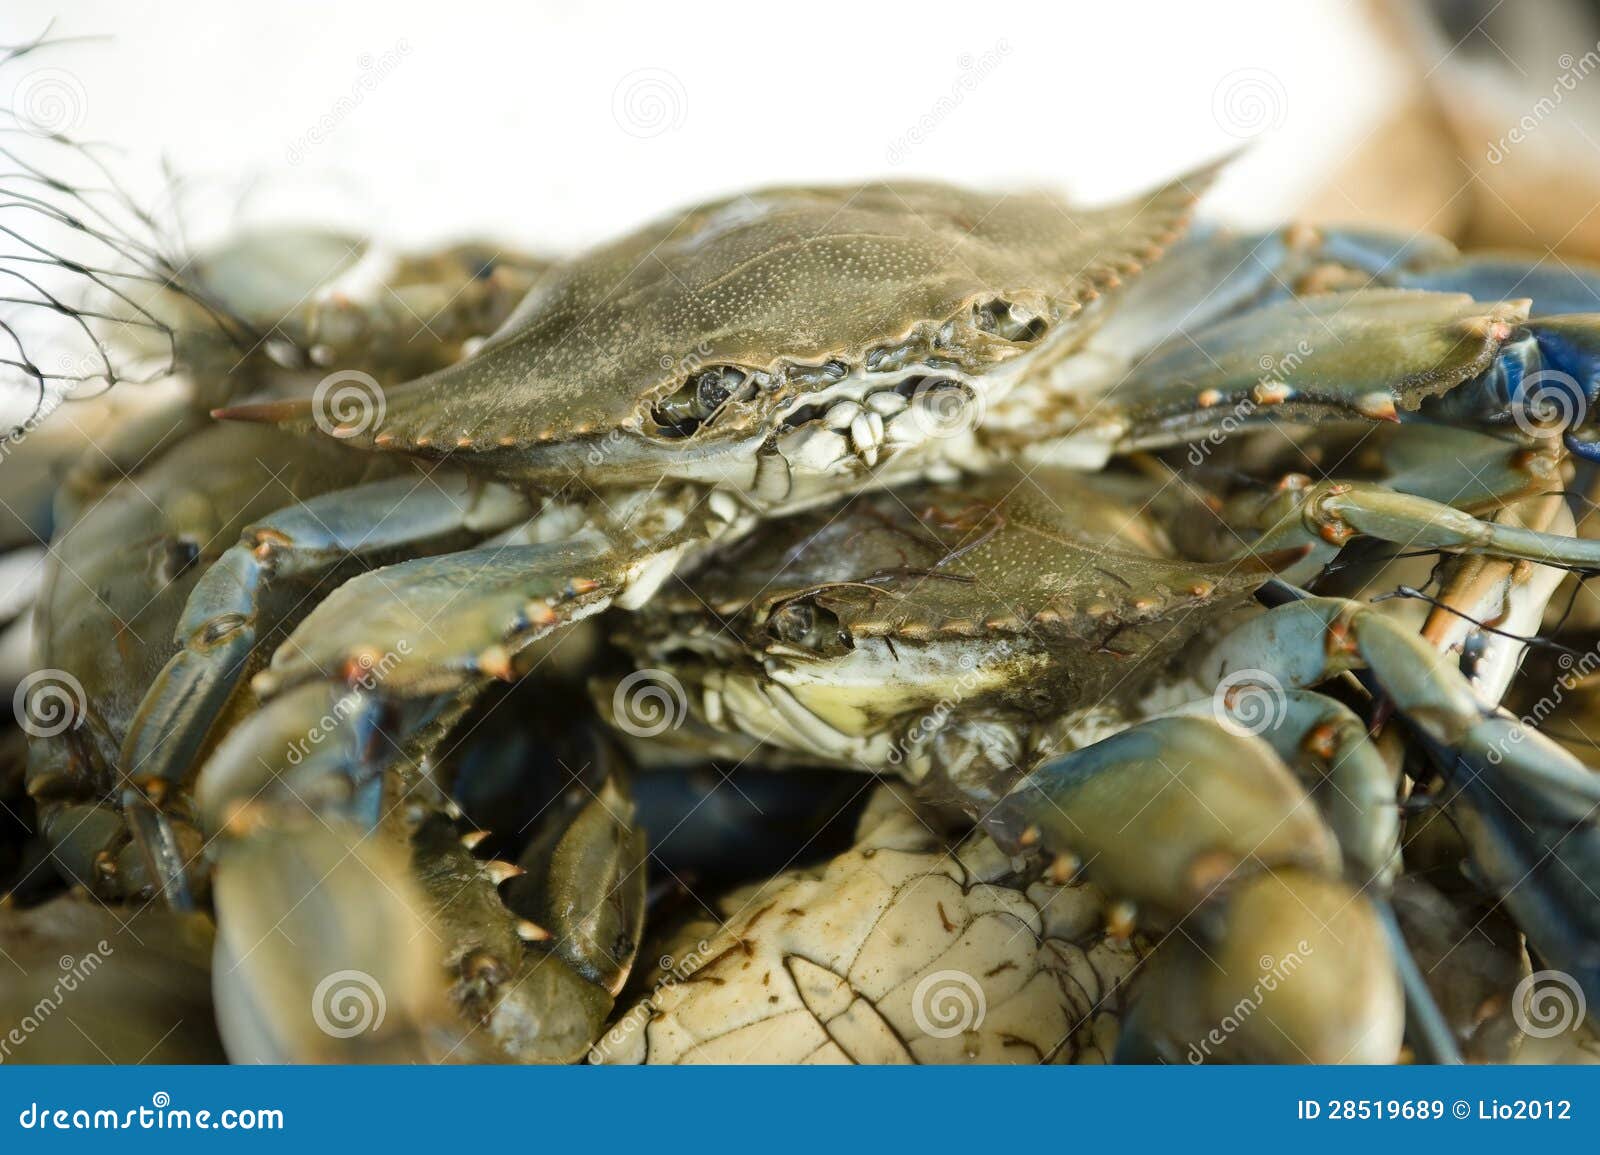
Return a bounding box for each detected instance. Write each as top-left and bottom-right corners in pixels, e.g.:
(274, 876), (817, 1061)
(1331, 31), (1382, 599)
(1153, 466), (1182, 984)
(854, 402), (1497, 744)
(312, 174), (1206, 459)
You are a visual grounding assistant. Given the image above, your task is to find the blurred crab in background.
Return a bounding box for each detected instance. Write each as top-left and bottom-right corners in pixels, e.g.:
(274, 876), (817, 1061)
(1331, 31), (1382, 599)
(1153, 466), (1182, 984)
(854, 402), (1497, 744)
(1, 28), (1598, 1067)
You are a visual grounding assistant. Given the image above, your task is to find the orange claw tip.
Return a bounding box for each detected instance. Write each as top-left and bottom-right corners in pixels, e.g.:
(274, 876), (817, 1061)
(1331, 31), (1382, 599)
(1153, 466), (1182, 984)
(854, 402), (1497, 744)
(476, 644), (515, 681)
(515, 919), (552, 943)
(482, 860), (525, 886)
(1353, 392), (1399, 422)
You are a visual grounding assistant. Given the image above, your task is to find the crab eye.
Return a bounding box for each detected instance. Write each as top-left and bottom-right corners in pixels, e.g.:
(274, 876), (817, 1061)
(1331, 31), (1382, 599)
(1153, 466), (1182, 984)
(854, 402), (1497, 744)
(766, 598), (851, 656)
(696, 366), (744, 412)
(768, 601), (816, 643)
(974, 298), (1048, 344)
(650, 366), (753, 438)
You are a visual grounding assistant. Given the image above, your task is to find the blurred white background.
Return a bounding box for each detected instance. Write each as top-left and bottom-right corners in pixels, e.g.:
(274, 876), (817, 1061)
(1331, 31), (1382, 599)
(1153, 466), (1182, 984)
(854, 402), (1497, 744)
(4, 0), (1412, 250)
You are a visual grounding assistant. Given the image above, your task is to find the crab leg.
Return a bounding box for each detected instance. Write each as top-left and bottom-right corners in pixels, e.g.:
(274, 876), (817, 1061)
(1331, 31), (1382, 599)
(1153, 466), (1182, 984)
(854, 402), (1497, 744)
(121, 474), (530, 793)
(1172, 686), (1465, 1061)
(1233, 479), (1600, 585)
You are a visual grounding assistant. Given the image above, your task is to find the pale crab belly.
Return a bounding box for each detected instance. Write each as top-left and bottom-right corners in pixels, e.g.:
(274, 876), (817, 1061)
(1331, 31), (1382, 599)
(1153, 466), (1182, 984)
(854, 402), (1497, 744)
(696, 640), (1048, 779)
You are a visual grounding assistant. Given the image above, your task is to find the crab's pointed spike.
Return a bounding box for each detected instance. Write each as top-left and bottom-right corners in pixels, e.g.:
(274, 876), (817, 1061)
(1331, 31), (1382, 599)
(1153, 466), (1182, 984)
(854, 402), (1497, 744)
(210, 398), (315, 426)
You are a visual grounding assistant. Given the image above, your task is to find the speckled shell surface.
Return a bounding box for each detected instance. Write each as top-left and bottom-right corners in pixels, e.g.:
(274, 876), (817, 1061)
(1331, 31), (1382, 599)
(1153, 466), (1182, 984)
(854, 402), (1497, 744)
(351, 174), (1205, 455)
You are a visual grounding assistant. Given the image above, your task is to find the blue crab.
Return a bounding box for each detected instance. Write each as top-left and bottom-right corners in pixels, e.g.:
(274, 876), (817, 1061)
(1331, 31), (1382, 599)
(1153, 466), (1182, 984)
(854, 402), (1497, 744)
(6, 111), (1600, 1062)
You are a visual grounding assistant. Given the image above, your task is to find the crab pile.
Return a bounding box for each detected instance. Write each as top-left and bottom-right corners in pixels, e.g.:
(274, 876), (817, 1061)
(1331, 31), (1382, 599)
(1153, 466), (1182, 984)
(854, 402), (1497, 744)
(2, 138), (1598, 1064)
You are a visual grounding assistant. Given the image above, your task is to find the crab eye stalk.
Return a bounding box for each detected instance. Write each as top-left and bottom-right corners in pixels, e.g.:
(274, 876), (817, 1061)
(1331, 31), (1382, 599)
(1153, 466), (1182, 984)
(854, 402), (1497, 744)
(649, 366), (755, 438)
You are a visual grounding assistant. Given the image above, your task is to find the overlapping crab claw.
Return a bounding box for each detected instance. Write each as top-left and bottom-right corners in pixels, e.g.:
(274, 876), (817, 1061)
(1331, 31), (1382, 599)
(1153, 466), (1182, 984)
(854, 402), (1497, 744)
(1097, 290), (1530, 454)
(210, 821), (455, 1064)
(0, 896), (225, 1063)
(991, 716), (1402, 1064)
(195, 676), (645, 1064)
(1115, 868), (1403, 1065)
(1203, 596), (1600, 1030)
(219, 170), (1213, 513)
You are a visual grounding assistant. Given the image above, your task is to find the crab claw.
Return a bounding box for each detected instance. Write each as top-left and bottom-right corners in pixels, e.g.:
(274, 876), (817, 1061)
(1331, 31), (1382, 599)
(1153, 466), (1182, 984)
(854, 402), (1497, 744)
(1205, 596), (1600, 1030)
(211, 823), (455, 1063)
(991, 716), (1341, 912)
(197, 680), (643, 1063)
(0, 897), (225, 1063)
(1116, 869), (1403, 1064)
